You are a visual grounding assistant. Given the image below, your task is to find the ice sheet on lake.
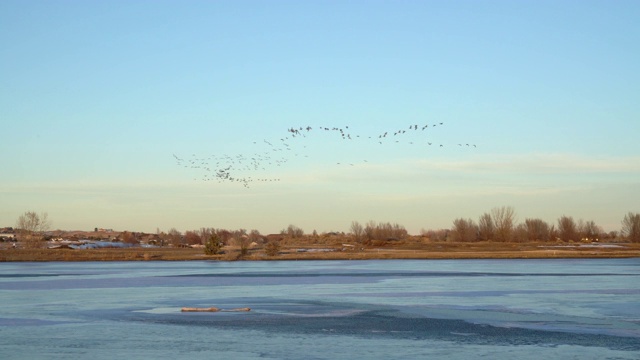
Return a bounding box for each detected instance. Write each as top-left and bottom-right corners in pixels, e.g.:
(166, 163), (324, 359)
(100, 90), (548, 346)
(1, 259), (639, 359)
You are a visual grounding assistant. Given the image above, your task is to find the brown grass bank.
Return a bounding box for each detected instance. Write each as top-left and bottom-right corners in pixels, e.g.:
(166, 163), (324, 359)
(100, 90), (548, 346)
(1, 241), (639, 262)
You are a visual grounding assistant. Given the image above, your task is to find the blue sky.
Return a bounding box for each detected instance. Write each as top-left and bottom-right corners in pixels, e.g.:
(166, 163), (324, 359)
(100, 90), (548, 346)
(1, 1), (639, 235)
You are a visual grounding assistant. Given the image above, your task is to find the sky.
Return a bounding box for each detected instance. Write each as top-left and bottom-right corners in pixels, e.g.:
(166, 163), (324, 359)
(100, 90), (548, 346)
(1, 0), (639, 235)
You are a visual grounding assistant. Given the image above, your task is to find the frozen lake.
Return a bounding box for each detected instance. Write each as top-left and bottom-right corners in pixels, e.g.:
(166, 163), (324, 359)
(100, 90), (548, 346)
(1, 259), (639, 359)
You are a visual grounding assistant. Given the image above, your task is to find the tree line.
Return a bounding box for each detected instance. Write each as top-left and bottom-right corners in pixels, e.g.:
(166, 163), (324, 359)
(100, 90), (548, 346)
(8, 208), (640, 251)
(438, 206), (640, 243)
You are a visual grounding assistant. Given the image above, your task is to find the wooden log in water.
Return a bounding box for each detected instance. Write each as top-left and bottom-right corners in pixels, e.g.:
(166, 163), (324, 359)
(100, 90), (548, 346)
(181, 307), (251, 312)
(181, 307), (220, 312)
(222, 307), (251, 312)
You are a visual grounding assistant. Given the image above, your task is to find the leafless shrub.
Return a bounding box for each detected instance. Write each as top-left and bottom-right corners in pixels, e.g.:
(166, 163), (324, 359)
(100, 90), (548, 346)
(363, 221), (407, 241)
(156, 229), (169, 247)
(215, 229), (233, 245)
(524, 218), (551, 242)
(491, 206), (516, 242)
(248, 229), (263, 243)
(16, 211), (51, 249)
(228, 229), (249, 255)
(350, 221), (364, 242)
(450, 218), (477, 242)
(557, 215), (578, 242)
(120, 231), (140, 245)
(364, 221), (377, 242)
(282, 225), (304, 238)
(621, 212), (640, 242)
(577, 220), (601, 241)
(198, 228), (214, 243)
(168, 228), (183, 247)
(477, 213), (494, 241)
(512, 223), (528, 242)
(184, 231), (202, 245)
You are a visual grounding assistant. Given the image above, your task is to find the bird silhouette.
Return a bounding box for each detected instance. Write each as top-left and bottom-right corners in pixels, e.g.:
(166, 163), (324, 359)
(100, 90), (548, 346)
(176, 122), (476, 188)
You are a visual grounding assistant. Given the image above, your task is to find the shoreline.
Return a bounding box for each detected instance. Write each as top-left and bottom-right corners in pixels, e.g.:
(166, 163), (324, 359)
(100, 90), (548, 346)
(2, 242), (639, 262)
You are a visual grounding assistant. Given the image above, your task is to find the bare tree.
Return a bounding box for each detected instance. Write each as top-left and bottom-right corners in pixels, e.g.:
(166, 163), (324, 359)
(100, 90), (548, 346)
(156, 228), (167, 247)
(364, 220), (377, 243)
(184, 231), (202, 246)
(578, 220), (601, 241)
(524, 218), (551, 242)
(157, 230), (169, 247)
(621, 212), (640, 243)
(247, 229), (262, 245)
(512, 223), (528, 242)
(362, 221), (408, 241)
(168, 228), (183, 247)
(557, 216), (577, 242)
(477, 213), (494, 241)
(230, 229), (250, 256)
(238, 237), (251, 257)
(285, 225), (304, 239)
(198, 228), (214, 243)
(491, 206), (516, 242)
(450, 218), (477, 242)
(549, 224), (558, 241)
(16, 211), (51, 248)
(216, 229), (232, 245)
(120, 231), (139, 245)
(390, 223), (408, 240)
(350, 221), (364, 243)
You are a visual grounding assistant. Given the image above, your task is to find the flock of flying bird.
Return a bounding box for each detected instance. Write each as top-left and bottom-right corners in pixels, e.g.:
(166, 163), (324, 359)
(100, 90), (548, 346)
(174, 123), (477, 188)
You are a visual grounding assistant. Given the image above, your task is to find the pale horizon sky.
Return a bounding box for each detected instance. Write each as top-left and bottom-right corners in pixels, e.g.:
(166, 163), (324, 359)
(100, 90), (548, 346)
(2, 1), (639, 235)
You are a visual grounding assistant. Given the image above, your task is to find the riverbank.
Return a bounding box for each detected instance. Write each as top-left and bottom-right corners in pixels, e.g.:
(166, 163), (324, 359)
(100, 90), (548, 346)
(2, 241), (639, 261)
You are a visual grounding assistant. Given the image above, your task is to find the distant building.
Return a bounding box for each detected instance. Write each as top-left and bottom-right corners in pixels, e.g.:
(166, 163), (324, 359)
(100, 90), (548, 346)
(0, 233), (16, 240)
